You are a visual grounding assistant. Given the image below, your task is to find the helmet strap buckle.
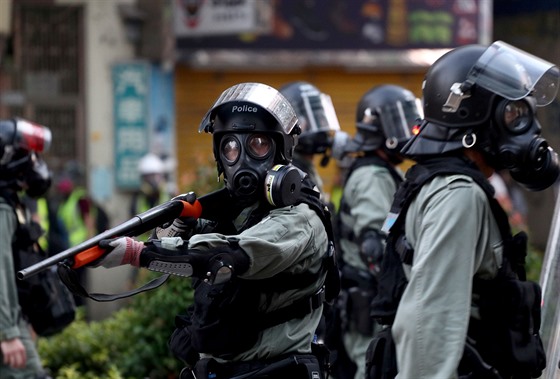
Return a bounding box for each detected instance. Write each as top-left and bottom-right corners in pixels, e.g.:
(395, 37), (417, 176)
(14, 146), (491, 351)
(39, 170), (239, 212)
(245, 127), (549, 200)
(462, 132), (477, 148)
(442, 82), (472, 113)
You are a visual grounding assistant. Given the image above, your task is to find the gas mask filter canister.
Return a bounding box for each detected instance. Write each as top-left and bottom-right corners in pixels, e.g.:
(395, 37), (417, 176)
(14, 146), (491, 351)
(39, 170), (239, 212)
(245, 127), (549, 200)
(265, 164), (303, 207)
(492, 99), (560, 191)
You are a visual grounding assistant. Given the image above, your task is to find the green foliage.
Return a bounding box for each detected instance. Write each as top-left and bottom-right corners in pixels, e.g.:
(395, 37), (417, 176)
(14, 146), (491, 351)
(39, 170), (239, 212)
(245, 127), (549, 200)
(526, 244), (544, 283)
(38, 271), (194, 378)
(178, 154), (223, 196)
(39, 159), (217, 378)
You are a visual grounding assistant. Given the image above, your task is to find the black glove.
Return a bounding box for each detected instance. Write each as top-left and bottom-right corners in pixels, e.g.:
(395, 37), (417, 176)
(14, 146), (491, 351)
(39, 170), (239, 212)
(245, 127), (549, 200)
(360, 229), (386, 275)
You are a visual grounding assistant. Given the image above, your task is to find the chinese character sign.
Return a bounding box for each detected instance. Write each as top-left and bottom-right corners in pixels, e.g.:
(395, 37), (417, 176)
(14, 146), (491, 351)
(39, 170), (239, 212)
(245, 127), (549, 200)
(113, 62), (150, 189)
(176, 0), (490, 50)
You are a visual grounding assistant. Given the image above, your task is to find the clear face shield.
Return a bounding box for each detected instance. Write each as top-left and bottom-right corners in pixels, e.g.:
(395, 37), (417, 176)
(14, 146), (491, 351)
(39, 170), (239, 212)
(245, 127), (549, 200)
(378, 98), (423, 150)
(295, 87), (341, 156)
(299, 91), (341, 134)
(466, 41), (559, 106)
(0, 118), (52, 165)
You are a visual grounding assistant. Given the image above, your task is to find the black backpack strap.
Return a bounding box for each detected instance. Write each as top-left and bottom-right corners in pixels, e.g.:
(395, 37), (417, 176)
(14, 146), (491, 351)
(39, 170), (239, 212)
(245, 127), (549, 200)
(57, 262), (169, 301)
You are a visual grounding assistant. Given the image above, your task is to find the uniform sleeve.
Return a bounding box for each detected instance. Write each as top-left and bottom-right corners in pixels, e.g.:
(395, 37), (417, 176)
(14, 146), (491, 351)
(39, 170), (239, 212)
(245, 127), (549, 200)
(346, 165), (398, 236)
(188, 203), (328, 280)
(0, 203), (22, 341)
(393, 176), (491, 379)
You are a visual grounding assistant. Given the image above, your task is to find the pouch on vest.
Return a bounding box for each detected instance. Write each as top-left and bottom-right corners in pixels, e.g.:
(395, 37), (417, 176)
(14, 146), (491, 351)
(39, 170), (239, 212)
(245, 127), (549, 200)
(9, 200), (76, 337)
(168, 311), (200, 368)
(347, 287), (376, 335)
(15, 247), (76, 336)
(365, 326), (398, 379)
(473, 263), (546, 378)
(189, 277), (261, 357)
(369, 235), (408, 325)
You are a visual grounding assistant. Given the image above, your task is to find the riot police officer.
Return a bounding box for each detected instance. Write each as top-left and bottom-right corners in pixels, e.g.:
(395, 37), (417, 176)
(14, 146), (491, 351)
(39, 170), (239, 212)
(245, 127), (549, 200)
(0, 118), (52, 379)
(279, 81), (342, 198)
(90, 82), (339, 379)
(336, 85), (422, 379)
(368, 41), (558, 379)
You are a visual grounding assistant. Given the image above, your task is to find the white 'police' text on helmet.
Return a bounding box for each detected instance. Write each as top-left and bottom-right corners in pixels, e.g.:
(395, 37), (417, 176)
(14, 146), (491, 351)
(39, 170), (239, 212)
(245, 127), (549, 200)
(199, 83), (301, 173)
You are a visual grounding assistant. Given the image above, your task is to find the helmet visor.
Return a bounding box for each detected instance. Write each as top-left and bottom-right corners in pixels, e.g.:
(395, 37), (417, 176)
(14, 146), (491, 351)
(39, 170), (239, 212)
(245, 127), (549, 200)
(14, 119), (52, 153)
(200, 82), (298, 134)
(300, 92), (341, 133)
(378, 98), (423, 142)
(467, 41), (560, 106)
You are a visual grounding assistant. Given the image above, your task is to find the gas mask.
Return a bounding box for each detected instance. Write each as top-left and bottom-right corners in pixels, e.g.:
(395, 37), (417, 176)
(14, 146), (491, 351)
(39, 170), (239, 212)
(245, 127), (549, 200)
(466, 41), (560, 191)
(200, 83), (303, 205)
(23, 153), (52, 198)
(219, 132), (303, 207)
(408, 41), (560, 191)
(483, 97), (559, 191)
(220, 132), (276, 202)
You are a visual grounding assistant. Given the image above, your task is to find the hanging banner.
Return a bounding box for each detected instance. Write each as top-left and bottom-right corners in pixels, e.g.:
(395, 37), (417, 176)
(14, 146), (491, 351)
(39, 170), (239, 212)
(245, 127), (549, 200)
(112, 62), (150, 190)
(174, 0), (272, 37)
(175, 0), (492, 68)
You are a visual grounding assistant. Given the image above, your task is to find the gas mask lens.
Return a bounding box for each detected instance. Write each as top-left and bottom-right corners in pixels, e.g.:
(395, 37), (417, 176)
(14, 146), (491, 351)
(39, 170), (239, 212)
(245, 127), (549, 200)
(247, 134), (272, 159)
(222, 137), (240, 163)
(221, 134), (273, 164)
(500, 100), (533, 133)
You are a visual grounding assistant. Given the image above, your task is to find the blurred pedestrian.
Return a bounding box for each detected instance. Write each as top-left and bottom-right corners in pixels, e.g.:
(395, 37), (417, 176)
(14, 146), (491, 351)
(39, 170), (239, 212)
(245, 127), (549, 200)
(0, 118), (52, 379)
(279, 81), (342, 199)
(336, 85), (422, 379)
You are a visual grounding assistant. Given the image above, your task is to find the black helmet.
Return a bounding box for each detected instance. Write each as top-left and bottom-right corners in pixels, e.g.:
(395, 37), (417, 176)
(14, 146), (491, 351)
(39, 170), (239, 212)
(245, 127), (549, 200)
(403, 41), (559, 158)
(0, 118), (51, 180)
(200, 82), (300, 172)
(279, 81), (340, 155)
(345, 84), (422, 154)
(200, 83), (304, 205)
(403, 41), (560, 191)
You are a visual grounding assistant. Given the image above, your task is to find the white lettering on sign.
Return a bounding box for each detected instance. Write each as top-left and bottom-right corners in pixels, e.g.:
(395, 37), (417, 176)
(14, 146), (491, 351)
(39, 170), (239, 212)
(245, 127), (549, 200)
(232, 105), (258, 113)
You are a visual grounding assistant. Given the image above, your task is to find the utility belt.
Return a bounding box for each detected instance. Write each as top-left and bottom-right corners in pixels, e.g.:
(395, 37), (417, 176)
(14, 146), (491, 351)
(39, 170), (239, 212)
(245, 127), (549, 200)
(180, 351), (327, 379)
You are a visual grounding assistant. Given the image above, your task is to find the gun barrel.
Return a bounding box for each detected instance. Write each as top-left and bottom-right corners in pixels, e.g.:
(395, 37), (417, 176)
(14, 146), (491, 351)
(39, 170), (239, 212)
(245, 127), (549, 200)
(17, 199), (198, 280)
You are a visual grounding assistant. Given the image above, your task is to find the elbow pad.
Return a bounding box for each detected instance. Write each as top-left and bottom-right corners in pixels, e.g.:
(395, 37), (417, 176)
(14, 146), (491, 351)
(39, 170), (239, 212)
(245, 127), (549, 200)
(139, 237), (250, 284)
(359, 229), (386, 274)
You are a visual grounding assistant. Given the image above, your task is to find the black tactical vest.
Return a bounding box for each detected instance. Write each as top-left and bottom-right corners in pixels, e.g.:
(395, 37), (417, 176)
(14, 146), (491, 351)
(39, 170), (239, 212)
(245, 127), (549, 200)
(369, 156), (546, 378)
(178, 176), (340, 359)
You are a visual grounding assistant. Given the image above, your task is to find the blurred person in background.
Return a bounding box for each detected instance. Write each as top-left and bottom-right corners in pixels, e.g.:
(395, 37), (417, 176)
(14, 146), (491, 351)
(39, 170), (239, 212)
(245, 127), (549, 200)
(130, 152), (171, 218)
(279, 81), (342, 199)
(0, 118), (52, 379)
(53, 163), (109, 305)
(336, 84), (422, 379)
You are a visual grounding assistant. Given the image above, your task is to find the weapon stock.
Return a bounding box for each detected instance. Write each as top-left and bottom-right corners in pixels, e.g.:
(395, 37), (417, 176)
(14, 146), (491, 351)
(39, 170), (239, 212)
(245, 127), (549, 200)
(17, 198), (202, 280)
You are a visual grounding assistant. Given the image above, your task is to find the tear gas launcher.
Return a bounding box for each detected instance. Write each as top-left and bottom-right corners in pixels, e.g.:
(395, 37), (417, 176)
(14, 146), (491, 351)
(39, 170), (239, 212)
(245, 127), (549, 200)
(17, 196), (204, 280)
